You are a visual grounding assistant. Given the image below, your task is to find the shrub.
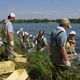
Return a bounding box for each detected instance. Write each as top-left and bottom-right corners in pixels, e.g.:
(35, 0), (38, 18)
(27, 51), (53, 80)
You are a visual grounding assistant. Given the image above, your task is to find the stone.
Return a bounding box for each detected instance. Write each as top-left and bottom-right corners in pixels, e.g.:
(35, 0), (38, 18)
(0, 61), (15, 75)
(5, 69), (28, 80)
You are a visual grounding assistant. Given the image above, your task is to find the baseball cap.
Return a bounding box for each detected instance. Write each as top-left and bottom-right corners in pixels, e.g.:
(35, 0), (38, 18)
(69, 31), (76, 35)
(61, 18), (72, 28)
(8, 13), (16, 18)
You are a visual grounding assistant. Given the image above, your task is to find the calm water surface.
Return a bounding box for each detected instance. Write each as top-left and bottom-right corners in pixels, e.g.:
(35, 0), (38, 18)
(1, 22), (80, 53)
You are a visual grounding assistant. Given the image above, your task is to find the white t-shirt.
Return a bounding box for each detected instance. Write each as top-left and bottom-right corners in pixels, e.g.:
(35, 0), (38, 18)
(2, 20), (14, 42)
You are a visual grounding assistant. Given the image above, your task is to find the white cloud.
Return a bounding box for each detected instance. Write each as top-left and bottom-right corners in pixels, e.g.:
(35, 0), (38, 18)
(14, 10), (59, 19)
(0, 10), (80, 19)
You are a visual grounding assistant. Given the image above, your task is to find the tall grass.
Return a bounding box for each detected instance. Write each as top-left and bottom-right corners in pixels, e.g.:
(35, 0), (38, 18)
(14, 36), (27, 55)
(27, 52), (53, 80)
(27, 51), (80, 80)
(14, 36), (80, 80)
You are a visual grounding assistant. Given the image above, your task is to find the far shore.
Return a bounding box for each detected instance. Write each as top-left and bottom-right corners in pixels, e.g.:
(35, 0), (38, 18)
(0, 18), (80, 23)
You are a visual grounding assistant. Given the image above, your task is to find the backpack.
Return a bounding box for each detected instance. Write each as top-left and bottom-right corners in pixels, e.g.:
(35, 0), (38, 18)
(2, 21), (8, 43)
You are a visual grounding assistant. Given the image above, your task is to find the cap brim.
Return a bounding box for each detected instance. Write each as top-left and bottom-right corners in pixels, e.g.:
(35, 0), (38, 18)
(68, 25), (72, 28)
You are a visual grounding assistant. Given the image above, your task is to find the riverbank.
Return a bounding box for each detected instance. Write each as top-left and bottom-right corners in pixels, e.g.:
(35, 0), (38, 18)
(0, 34), (80, 80)
(14, 37), (80, 80)
(0, 18), (80, 23)
(0, 21), (80, 79)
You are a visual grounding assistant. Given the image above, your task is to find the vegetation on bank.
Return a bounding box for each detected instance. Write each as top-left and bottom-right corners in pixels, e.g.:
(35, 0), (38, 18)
(1, 18), (80, 23)
(0, 33), (80, 80)
(14, 37), (80, 80)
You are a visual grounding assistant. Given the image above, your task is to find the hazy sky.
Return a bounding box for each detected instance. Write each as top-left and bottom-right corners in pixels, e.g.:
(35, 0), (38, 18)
(0, 0), (80, 19)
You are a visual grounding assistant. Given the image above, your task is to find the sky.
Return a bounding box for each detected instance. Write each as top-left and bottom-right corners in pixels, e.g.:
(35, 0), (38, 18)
(0, 0), (80, 19)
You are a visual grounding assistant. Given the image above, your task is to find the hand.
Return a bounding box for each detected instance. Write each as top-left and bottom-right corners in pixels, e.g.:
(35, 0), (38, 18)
(10, 41), (14, 46)
(64, 60), (71, 67)
(21, 39), (23, 42)
(40, 48), (44, 51)
(74, 53), (78, 56)
(31, 43), (35, 47)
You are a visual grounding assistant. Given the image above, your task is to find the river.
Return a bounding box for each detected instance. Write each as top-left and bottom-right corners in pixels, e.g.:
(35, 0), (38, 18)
(1, 22), (80, 53)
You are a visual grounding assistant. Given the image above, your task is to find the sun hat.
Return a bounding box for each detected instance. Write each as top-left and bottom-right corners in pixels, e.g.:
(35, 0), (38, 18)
(69, 31), (76, 35)
(61, 18), (72, 28)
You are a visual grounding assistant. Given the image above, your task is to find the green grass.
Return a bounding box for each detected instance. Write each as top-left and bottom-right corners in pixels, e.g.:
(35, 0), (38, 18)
(14, 37), (80, 80)
(27, 52), (53, 80)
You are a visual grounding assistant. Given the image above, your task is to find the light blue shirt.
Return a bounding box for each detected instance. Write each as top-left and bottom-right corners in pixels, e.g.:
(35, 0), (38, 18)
(50, 26), (67, 65)
(52, 26), (67, 47)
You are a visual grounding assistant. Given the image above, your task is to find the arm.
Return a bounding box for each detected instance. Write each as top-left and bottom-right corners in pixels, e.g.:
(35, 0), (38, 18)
(61, 46), (71, 67)
(7, 22), (14, 46)
(59, 32), (71, 67)
(7, 32), (14, 47)
(39, 37), (49, 51)
(43, 37), (49, 48)
(60, 46), (68, 61)
(7, 32), (13, 42)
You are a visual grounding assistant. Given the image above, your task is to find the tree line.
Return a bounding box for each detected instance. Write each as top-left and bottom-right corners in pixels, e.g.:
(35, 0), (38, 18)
(1, 18), (80, 23)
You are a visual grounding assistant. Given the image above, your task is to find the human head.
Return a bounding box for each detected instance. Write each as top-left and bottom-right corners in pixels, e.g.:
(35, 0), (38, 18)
(22, 31), (29, 37)
(69, 31), (76, 38)
(25, 32), (29, 36)
(59, 18), (71, 30)
(30, 35), (33, 38)
(8, 13), (16, 21)
(39, 30), (44, 37)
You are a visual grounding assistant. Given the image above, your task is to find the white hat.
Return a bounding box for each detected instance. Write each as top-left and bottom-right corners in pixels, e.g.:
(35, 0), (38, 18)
(25, 32), (29, 35)
(30, 35), (33, 37)
(69, 31), (76, 35)
(8, 13), (16, 18)
(61, 18), (72, 28)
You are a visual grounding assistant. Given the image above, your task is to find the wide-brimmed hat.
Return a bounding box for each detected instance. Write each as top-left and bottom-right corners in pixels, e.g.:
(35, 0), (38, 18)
(61, 18), (72, 28)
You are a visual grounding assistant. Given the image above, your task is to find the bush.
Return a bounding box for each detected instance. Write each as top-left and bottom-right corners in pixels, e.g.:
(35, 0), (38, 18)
(27, 51), (53, 80)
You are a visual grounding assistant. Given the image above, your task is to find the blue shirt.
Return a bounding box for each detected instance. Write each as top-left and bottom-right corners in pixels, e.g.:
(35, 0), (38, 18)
(50, 26), (67, 65)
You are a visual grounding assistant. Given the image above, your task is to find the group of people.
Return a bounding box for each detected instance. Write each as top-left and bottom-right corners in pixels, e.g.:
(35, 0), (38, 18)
(17, 28), (35, 50)
(0, 11), (49, 60)
(16, 28), (48, 53)
(0, 12), (78, 79)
